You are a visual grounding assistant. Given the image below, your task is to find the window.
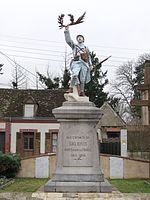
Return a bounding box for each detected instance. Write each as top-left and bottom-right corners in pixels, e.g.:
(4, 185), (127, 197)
(24, 104), (34, 117)
(107, 132), (120, 139)
(52, 132), (58, 153)
(24, 132), (34, 150)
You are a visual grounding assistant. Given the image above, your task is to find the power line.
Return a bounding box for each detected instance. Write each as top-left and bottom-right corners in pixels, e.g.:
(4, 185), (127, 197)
(0, 48), (141, 72)
(0, 51), (46, 89)
(0, 34), (149, 52)
(0, 40), (146, 64)
(4, 52), (128, 65)
(0, 34), (64, 44)
(1, 53), (64, 62)
(0, 51), (37, 77)
(90, 44), (150, 52)
(94, 48), (144, 55)
(0, 43), (65, 53)
(1, 48), (135, 64)
(1, 48), (64, 57)
(99, 55), (135, 60)
(0, 43), (139, 63)
(0, 38), (65, 49)
(1, 47), (133, 62)
(3, 53), (35, 85)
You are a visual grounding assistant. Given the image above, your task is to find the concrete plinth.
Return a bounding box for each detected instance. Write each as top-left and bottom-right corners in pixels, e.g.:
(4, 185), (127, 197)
(44, 179), (112, 192)
(44, 101), (112, 193)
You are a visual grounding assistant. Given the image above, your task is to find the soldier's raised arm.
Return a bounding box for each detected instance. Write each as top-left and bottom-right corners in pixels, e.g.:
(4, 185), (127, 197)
(64, 25), (75, 49)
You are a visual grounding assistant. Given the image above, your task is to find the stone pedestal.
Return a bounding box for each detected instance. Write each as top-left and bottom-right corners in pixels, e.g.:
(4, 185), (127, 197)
(44, 101), (112, 192)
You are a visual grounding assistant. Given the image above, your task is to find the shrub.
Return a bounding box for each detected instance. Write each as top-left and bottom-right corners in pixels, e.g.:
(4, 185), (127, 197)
(0, 152), (21, 178)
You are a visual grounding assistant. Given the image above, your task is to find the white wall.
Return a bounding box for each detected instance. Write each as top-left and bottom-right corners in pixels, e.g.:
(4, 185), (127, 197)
(0, 122), (5, 129)
(110, 157), (123, 178)
(35, 156), (49, 178)
(11, 122), (60, 153)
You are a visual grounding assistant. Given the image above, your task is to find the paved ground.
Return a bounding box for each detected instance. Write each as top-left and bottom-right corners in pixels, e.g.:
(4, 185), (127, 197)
(0, 185), (150, 200)
(0, 192), (150, 200)
(32, 191), (150, 200)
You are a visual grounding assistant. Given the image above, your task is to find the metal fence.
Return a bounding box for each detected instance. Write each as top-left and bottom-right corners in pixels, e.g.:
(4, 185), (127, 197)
(100, 138), (121, 156)
(127, 125), (150, 160)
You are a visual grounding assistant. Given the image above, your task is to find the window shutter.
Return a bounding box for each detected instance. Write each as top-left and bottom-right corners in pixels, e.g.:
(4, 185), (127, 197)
(34, 132), (40, 155)
(45, 132), (52, 153)
(16, 132), (23, 156)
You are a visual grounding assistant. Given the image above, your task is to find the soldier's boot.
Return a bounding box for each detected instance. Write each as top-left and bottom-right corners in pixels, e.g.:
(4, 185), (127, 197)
(66, 88), (73, 93)
(79, 91), (86, 96)
(77, 85), (81, 96)
(79, 83), (85, 96)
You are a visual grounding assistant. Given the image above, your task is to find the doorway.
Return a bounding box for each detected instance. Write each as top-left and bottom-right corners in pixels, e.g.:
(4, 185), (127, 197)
(0, 132), (5, 153)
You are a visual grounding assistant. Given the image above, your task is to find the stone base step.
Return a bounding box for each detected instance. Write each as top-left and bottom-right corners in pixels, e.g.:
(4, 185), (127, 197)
(32, 192), (124, 200)
(44, 179), (112, 193)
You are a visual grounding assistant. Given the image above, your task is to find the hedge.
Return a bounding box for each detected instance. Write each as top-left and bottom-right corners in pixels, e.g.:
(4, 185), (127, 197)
(0, 152), (21, 178)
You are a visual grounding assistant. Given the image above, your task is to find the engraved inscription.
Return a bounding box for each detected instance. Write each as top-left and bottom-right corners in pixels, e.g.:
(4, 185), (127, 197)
(63, 134), (93, 166)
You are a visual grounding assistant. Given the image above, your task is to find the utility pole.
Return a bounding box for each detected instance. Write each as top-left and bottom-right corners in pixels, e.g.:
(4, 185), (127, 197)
(0, 64), (3, 75)
(64, 46), (67, 70)
(36, 72), (39, 90)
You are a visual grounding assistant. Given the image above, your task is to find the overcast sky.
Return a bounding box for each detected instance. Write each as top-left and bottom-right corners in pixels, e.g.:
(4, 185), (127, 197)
(0, 0), (150, 89)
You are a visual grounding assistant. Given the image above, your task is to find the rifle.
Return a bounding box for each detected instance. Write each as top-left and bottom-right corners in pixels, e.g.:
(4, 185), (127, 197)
(93, 55), (111, 71)
(99, 55), (111, 65)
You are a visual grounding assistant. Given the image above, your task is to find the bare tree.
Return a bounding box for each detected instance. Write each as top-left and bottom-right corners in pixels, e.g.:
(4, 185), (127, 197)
(11, 62), (27, 89)
(110, 54), (150, 122)
(110, 61), (135, 121)
(134, 53), (150, 85)
(37, 65), (60, 89)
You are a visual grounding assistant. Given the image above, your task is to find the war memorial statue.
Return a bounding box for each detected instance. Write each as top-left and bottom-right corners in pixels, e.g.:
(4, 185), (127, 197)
(58, 12), (94, 101)
(64, 25), (92, 97)
(44, 12), (112, 193)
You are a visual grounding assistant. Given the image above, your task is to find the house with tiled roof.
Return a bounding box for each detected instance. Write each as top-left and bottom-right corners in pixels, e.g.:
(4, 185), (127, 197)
(96, 102), (127, 156)
(0, 89), (127, 158)
(0, 88), (65, 158)
(97, 102), (126, 141)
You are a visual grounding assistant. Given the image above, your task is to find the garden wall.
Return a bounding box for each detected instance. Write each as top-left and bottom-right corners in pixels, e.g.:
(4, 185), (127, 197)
(17, 153), (149, 179)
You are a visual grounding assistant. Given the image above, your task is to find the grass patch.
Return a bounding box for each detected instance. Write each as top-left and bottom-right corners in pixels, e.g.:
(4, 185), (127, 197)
(0, 178), (48, 192)
(1, 178), (150, 193)
(110, 179), (150, 193)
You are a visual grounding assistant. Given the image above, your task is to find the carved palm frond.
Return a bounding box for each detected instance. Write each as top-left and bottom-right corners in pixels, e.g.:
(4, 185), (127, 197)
(68, 14), (74, 23)
(58, 14), (65, 29)
(70, 12), (86, 26)
(58, 12), (86, 29)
